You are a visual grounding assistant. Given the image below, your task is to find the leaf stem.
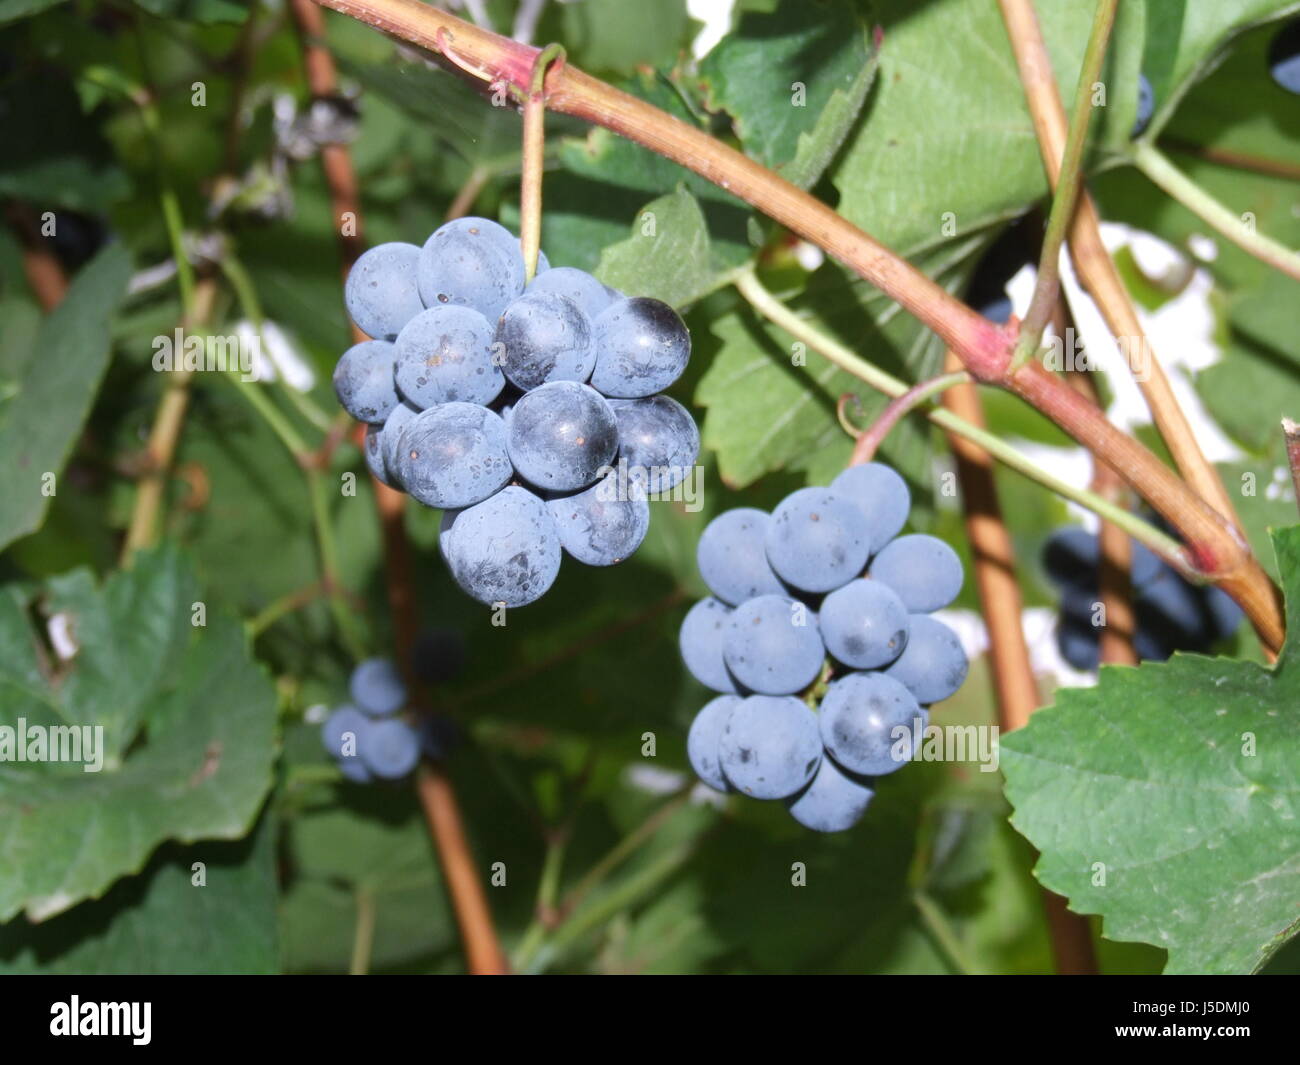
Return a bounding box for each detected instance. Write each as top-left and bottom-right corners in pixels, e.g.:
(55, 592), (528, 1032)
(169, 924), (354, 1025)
(520, 43), (564, 282)
(1133, 142), (1300, 283)
(1013, 0), (1117, 367)
(913, 890), (979, 976)
(734, 270), (1185, 568)
(349, 887), (376, 975)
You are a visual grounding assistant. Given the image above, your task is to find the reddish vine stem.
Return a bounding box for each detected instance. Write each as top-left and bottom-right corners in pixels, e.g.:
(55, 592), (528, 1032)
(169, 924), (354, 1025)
(1285, 419), (1300, 520)
(938, 351), (1099, 974)
(995, 2), (1251, 562)
(848, 372), (969, 465)
(306, 0), (1283, 653)
(289, 0), (508, 975)
(4, 202), (69, 310)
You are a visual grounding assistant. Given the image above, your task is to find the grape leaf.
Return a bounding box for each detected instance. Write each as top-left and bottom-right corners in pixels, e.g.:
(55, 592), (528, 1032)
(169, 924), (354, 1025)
(699, 0), (878, 190)
(0, 816), (278, 974)
(696, 235), (985, 491)
(1001, 526), (1300, 974)
(0, 244), (131, 553)
(0, 545), (278, 922)
(0, 0), (66, 24)
(594, 186), (741, 307)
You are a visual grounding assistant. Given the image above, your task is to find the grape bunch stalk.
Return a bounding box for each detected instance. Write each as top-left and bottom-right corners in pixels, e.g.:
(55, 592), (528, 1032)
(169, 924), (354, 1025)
(680, 464), (970, 833)
(334, 217), (700, 607)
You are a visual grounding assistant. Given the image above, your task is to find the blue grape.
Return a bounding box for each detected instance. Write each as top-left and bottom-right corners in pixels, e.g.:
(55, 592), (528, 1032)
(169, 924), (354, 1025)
(417, 714), (459, 760)
(1137, 567), (1211, 651)
(1204, 585), (1244, 642)
(819, 578), (909, 669)
(545, 468), (648, 566)
(717, 695), (821, 799)
(979, 296), (1013, 324)
(819, 672), (925, 777)
(394, 305), (504, 408)
(333, 340), (399, 424)
(379, 399), (421, 488)
(350, 657), (407, 716)
(696, 508), (786, 605)
(1042, 527), (1098, 588)
(417, 216), (524, 321)
(765, 487), (872, 594)
(590, 297), (691, 398)
(345, 242), (424, 340)
(1056, 617), (1100, 670)
(883, 614), (968, 704)
(786, 757), (875, 833)
(830, 463), (911, 552)
(868, 534), (963, 613)
(322, 705), (371, 759)
(609, 395), (699, 494)
(1271, 21), (1300, 93)
(359, 718), (421, 779)
(438, 508), (458, 565)
(525, 266), (616, 323)
(1129, 540), (1161, 588)
(411, 629), (467, 685)
(506, 381), (618, 491)
(443, 485), (561, 607)
(687, 694), (741, 792)
(338, 757), (372, 783)
(679, 597), (740, 694)
(363, 424), (392, 487)
(494, 291), (596, 390)
(1133, 73), (1154, 136)
(722, 594), (824, 696)
(397, 403), (512, 510)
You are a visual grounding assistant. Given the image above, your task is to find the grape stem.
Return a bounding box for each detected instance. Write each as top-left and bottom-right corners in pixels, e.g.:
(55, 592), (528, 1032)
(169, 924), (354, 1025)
(1012, 0), (1117, 369)
(735, 269), (1190, 574)
(939, 348), (1101, 973)
(289, 0), (510, 975)
(349, 887), (376, 975)
(1133, 142), (1300, 283)
(848, 371), (971, 466)
(520, 43), (565, 282)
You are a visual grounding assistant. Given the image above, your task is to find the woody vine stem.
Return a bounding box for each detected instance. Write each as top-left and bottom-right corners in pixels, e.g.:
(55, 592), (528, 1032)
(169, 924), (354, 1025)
(309, 0), (1285, 652)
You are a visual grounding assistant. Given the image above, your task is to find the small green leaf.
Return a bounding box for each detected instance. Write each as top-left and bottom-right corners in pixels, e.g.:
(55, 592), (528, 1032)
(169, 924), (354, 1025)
(1001, 526), (1300, 974)
(0, 244), (131, 553)
(0, 545), (278, 922)
(699, 0), (878, 190)
(594, 186), (738, 307)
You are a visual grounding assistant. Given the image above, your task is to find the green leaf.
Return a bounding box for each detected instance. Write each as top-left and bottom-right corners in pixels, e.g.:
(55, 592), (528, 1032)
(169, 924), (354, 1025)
(699, 0), (877, 190)
(0, 244), (131, 552)
(696, 236), (984, 490)
(0, 0), (67, 24)
(0, 545), (278, 922)
(126, 0), (247, 24)
(0, 815), (278, 974)
(830, 0), (1145, 258)
(594, 186), (740, 307)
(555, 0), (695, 77)
(1001, 526), (1300, 974)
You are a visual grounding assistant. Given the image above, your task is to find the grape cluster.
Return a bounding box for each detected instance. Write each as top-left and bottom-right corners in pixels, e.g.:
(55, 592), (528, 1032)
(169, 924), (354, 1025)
(680, 464), (970, 833)
(335, 217), (699, 607)
(321, 658), (420, 782)
(1042, 527), (1244, 670)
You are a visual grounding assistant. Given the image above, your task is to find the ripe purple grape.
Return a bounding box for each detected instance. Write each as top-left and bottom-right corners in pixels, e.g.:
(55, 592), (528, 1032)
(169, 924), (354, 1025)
(722, 594), (824, 696)
(765, 487), (871, 594)
(333, 339), (399, 424)
(679, 597), (740, 694)
(345, 241), (424, 340)
(819, 672), (925, 777)
(394, 305), (504, 408)
(717, 695), (821, 799)
(687, 694), (740, 793)
(590, 297), (691, 397)
(397, 403), (512, 510)
(696, 508), (786, 605)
